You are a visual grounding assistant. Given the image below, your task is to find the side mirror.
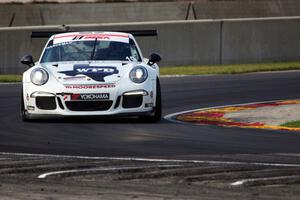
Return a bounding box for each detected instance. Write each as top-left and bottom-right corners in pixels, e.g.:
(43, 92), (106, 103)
(21, 55), (34, 67)
(147, 53), (162, 66)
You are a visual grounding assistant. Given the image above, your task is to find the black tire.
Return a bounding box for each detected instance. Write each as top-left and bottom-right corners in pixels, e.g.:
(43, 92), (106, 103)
(139, 78), (162, 122)
(21, 91), (30, 122)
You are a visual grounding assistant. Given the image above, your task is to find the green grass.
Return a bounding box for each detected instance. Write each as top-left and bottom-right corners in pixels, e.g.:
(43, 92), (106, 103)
(281, 120), (300, 128)
(0, 75), (22, 83)
(1, 61), (300, 82)
(160, 61), (300, 76)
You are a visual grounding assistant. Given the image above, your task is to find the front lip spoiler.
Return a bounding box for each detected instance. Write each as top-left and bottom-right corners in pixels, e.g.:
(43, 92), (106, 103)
(23, 111), (154, 120)
(31, 91), (149, 98)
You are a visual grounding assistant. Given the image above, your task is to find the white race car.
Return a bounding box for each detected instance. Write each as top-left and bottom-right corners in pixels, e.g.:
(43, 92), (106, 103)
(21, 31), (162, 122)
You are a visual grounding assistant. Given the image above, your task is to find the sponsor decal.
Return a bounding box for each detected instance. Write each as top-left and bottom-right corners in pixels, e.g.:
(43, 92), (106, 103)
(63, 75), (86, 80)
(63, 95), (69, 101)
(53, 33), (129, 44)
(55, 33), (128, 40)
(59, 64), (119, 82)
(45, 42), (72, 50)
(65, 84), (116, 89)
(71, 93), (109, 101)
(76, 35), (110, 40)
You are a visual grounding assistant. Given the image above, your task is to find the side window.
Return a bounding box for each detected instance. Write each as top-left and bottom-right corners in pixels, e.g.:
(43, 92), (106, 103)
(129, 39), (141, 62)
(41, 40), (57, 62)
(47, 40), (53, 47)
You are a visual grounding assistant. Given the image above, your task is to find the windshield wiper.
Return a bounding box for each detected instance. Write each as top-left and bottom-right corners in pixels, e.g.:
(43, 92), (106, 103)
(90, 38), (98, 60)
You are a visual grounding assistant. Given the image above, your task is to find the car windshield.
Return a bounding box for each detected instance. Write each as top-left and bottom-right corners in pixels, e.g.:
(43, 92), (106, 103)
(40, 38), (141, 63)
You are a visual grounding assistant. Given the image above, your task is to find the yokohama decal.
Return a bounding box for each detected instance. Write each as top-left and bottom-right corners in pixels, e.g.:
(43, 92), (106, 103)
(71, 93), (109, 101)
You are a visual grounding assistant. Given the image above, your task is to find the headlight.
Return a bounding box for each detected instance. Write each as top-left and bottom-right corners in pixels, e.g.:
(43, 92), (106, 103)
(129, 66), (148, 83)
(30, 68), (49, 86)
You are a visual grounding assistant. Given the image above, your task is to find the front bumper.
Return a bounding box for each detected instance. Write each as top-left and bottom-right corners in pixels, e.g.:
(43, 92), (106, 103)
(23, 80), (156, 117)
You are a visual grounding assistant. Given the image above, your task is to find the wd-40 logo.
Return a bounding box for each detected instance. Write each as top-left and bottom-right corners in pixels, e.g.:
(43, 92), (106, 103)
(58, 64), (119, 82)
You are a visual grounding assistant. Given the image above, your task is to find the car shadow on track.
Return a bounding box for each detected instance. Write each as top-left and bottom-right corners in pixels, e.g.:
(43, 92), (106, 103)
(22, 117), (169, 124)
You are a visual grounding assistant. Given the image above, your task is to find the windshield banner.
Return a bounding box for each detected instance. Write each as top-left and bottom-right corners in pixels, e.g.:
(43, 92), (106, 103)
(53, 33), (129, 44)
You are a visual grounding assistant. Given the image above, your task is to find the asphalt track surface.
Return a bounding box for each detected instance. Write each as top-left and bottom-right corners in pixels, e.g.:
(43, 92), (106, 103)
(1, 71), (300, 159)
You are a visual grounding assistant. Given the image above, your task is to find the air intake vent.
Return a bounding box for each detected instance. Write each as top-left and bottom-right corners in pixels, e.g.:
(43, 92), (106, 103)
(122, 95), (143, 108)
(65, 101), (113, 111)
(36, 97), (56, 110)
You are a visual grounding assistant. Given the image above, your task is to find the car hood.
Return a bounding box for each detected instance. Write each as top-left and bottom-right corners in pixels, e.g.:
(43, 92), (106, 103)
(40, 61), (134, 85)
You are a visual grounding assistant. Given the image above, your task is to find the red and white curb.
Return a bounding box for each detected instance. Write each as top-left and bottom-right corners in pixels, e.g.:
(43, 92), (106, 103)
(164, 99), (300, 132)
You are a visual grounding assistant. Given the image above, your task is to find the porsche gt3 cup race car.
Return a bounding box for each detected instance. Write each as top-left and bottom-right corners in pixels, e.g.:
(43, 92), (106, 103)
(20, 31), (162, 122)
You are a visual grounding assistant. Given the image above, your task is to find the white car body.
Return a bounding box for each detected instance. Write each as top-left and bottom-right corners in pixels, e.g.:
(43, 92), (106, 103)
(21, 32), (161, 121)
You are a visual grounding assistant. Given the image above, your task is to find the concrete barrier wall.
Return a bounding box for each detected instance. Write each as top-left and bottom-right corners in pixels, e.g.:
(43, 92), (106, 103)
(0, 5), (42, 27)
(222, 18), (300, 64)
(42, 2), (190, 25)
(0, 2), (190, 27)
(1, 17), (300, 74)
(2, 0), (300, 27)
(194, 0), (300, 19)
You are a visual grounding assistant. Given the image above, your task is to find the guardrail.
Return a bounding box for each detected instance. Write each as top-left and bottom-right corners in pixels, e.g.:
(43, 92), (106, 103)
(1, 17), (300, 73)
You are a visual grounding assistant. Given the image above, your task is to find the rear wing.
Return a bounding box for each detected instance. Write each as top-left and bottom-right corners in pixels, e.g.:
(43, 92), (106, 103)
(31, 30), (158, 38)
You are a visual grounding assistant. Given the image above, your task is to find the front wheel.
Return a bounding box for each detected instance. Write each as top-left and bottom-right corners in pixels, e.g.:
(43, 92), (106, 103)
(21, 91), (30, 121)
(139, 78), (162, 122)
